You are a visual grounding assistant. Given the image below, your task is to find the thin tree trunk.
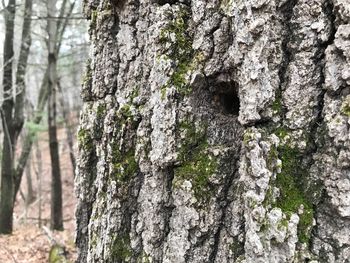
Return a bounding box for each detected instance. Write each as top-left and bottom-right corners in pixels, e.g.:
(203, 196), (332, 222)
(48, 77), (63, 230)
(13, 0), (33, 134)
(57, 81), (76, 176)
(47, 0), (63, 231)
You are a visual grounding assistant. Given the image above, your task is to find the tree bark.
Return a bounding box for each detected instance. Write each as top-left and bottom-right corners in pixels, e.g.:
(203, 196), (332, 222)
(76, 0), (350, 262)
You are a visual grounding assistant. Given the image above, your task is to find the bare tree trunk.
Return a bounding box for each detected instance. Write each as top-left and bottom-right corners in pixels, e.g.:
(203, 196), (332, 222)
(0, 0), (16, 234)
(58, 81), (76, 176)
(47, 0), (63, 231)
(13, 0), (33, 133)
(48, 77), (63, 230)
(76, 0), (350, 262)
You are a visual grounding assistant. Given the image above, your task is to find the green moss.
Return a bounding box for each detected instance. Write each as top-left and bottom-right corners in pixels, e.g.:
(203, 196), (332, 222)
(175, 144), (217, 203)
(174, 121), (218, 204)
(272, 97), (282, 113)
(159, 8), (196, 97)
(109, 103), (141, 184)
(243, 131), (254, 145)
(136, 252), (151, 263)
(90, 233), (98, 248)
(275, 145), (314, 244)
(91, 10), (98, 27)
(221, 0), (233, 6)
(177, 121), (205, 160)
(229, 237), (244, 260)
(263, 186), (274, 208)
(116, 104), (139, 129)
(161, 85), (167, 99)
(267, 144), (279, 170)
(78, 128), (93, 152)
(129, 86), (139, 103)
(111, 234), (131, 262)
(341, 97), (350, 117)
(96, 104), (106, 119)
(259, 219), (270, 233)
(220, 0), (234, 14)
(235, 255), (246, 263)
(277, 218), (289, 230)
(260, 126), (316, 244)
(119, 104), (132, 119)
(112, 146), (138, 183)
(275, 127), (288, 140)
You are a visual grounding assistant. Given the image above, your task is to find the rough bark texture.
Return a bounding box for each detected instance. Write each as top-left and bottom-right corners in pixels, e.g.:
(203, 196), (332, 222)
(76, 0), (350, 262)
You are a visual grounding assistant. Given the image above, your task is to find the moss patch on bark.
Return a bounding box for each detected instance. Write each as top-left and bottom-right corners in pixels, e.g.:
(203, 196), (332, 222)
(174, 121), (218, 204)
(275, 145), (314, 244)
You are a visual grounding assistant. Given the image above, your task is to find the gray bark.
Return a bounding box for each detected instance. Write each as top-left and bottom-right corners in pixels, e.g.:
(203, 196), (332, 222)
(76, 0), (350, 262)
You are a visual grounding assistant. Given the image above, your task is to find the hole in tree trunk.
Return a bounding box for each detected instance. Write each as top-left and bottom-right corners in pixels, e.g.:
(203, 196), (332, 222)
(190, 73), (240, 119)
(211, 81), (240, 116)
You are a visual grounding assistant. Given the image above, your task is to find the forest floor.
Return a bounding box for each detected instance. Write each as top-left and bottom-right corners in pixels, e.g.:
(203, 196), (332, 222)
(0, 125), (77, 262)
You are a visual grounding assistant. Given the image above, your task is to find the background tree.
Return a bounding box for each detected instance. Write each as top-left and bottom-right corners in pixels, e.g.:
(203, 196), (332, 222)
(0, 0), (84, 235)
(0, 0), (32, 234)
(47, 0), (63, 231)
(76, 0), (350, 262)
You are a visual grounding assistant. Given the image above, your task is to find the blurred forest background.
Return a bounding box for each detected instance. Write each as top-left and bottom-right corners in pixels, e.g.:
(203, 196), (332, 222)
(0, 0), (87, 261)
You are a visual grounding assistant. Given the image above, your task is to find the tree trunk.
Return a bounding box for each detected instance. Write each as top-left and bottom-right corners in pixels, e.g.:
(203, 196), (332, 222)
(76, 0), (350, 262)
(14, 0), (33, 133)
(58, 80), (76, 176)
(47, 0), (63, 231)
(0, 0), (16, 234)
(48, 60), (64, 230)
